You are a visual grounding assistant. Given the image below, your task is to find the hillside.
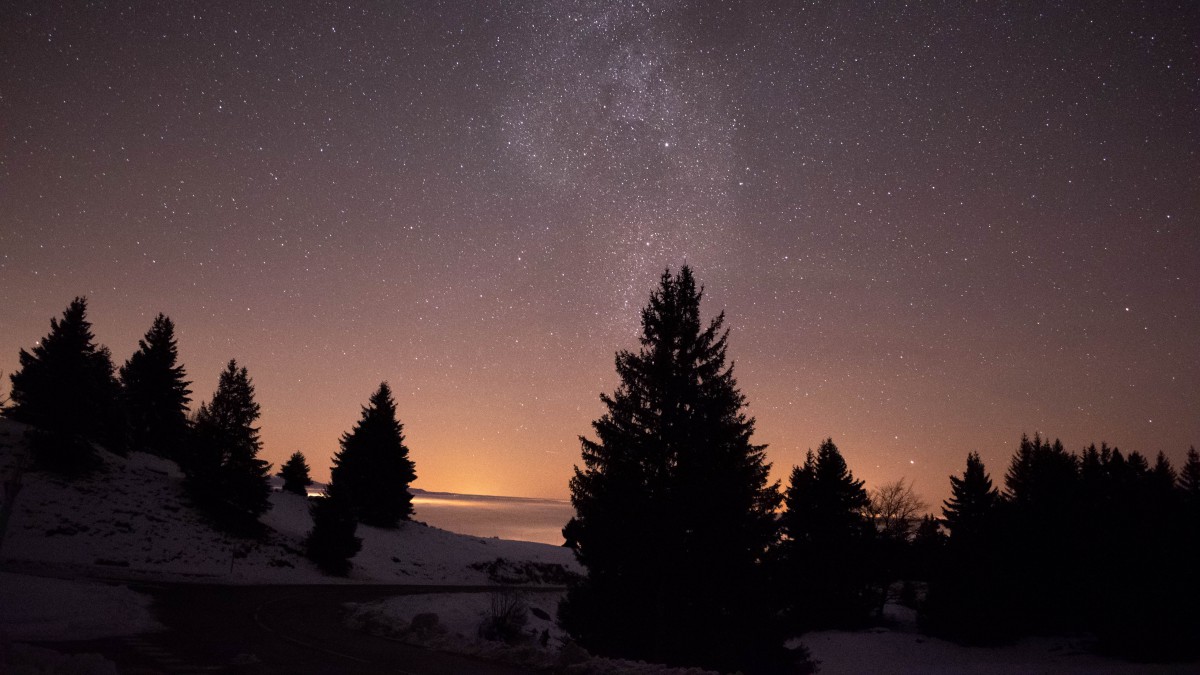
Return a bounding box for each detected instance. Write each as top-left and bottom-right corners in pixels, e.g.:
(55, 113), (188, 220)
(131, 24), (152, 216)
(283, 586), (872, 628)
(0, 418), (579, 585)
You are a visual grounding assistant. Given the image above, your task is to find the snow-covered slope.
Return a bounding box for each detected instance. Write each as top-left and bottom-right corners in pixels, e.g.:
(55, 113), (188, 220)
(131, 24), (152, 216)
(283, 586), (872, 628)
(0, 418), (579, 585)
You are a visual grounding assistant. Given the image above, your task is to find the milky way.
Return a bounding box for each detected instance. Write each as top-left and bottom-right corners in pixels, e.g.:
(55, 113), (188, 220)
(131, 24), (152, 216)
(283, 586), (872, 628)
(2, 1), (1197, 502)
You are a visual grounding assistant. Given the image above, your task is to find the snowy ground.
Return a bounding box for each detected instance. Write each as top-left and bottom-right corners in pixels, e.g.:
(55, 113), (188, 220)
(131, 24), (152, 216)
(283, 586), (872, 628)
(0, 417), (579, 586)
(798, 604), (1199, 675)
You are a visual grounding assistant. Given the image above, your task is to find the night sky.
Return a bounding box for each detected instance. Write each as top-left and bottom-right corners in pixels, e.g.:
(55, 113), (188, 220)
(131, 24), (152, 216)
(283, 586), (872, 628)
(2, 1), (1197, 503)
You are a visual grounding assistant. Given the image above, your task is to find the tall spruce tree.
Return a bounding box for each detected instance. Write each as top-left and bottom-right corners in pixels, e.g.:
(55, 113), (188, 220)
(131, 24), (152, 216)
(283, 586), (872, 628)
(1003, 434), (1080, 632)
(279, 451), (313, 496)
(922, 449), (1016, 644)
(189, 359), (272, 531)
(327, 382), (416, 528)
(1180, 446), (1200, 660)
(910, 513), (947, 579)
(1149, 452), (1178, 497)
(1180, 447), (1200, 504)
(777, 438), (875, 629)
(941, 452), (999, 540)
(119, 314), (192, 461)
(7, 297), (124, 467)
(561, 267), (786, 673)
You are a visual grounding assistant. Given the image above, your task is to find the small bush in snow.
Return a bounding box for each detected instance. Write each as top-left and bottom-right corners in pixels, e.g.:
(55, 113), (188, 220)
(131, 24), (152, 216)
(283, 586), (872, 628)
(479, 590), (529, 644)
(305, 493), (361, 576)
(409, 612), (442, 640)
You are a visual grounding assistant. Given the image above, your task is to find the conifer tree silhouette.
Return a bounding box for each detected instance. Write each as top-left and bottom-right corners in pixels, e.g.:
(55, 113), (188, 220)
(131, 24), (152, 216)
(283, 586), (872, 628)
(120, 313), (192, 461)
(777, 439), (875, 629)
(910, 513), (947, 580)
(7, 297), (124, 469)
(279, 451), (313, 496)
(306, 491), (362, 576)
(927, 439), (1200, 657)
(1004, 434), (1077, 509)
(921, 450), (1014, 644)
(189, 359), (272, 532)
(327, 382), (416, 528)
(1180, 447), (1200, 503)
(1002, 434), (1079, 632)
(941, 452), (998, 540)
(1149, 451), (1178, 497)
(1178, 446), (1200, 660)
(561, 267), (786, 673)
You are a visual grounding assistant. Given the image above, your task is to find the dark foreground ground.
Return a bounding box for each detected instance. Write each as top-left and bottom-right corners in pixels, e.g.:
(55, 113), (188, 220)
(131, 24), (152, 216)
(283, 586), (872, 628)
(30, 583), (554, 675)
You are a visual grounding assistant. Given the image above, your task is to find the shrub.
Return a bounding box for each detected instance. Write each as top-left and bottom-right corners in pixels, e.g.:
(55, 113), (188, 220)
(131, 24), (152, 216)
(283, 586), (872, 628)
(479, 590), (529, 644)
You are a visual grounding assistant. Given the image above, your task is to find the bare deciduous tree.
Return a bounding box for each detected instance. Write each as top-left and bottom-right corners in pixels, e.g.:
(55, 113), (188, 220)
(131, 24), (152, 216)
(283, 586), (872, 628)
(869, 478), (929, 542)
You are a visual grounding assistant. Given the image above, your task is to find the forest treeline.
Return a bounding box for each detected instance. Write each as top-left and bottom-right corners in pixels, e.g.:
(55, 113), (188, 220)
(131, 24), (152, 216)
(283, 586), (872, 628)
(560, 267), (1199, 672)
(1, 297), (414, 573)
(4, 281), (1199, 674)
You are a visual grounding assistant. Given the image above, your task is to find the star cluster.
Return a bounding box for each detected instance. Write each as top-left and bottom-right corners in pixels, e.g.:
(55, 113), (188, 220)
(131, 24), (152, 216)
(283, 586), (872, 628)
(2, 1), (1197, 501)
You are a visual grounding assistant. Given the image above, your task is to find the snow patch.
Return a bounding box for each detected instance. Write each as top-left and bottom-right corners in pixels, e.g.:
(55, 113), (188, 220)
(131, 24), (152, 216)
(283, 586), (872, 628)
(798, 604), (1200, 674)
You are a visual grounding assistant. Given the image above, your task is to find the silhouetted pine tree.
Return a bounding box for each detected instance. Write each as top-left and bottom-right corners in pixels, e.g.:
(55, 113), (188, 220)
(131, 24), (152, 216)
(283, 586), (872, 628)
(1078, 442), (1114, 509)
(1179, 447), (1200, 660)
(921, 451), (1014, 644)
(327, 382), (416, 528)
(1004, 434), (1077, 510)
(306, 493), (362, 576)
(7, 297), (124, 470)
(1149, 452), (1178, 497)
(1180, 447), (1200, 505)
(1077, 445), (1197, 660)
(561, 267), (789, 674)
(279, 451), (313, 496)
(1002, 434), (1079, 631)
(119, 314), (192, 461)
(926, 438), (1200, 657)
(189, 360), (272, 532)
(909, 514), (946, 581)
(776, 439), (875, 629)
(941, 452), (998, 541)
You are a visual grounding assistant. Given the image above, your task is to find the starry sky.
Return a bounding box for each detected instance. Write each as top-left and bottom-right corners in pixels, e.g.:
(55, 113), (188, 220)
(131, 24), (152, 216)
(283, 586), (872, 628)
(2, 1), (1197, 503)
